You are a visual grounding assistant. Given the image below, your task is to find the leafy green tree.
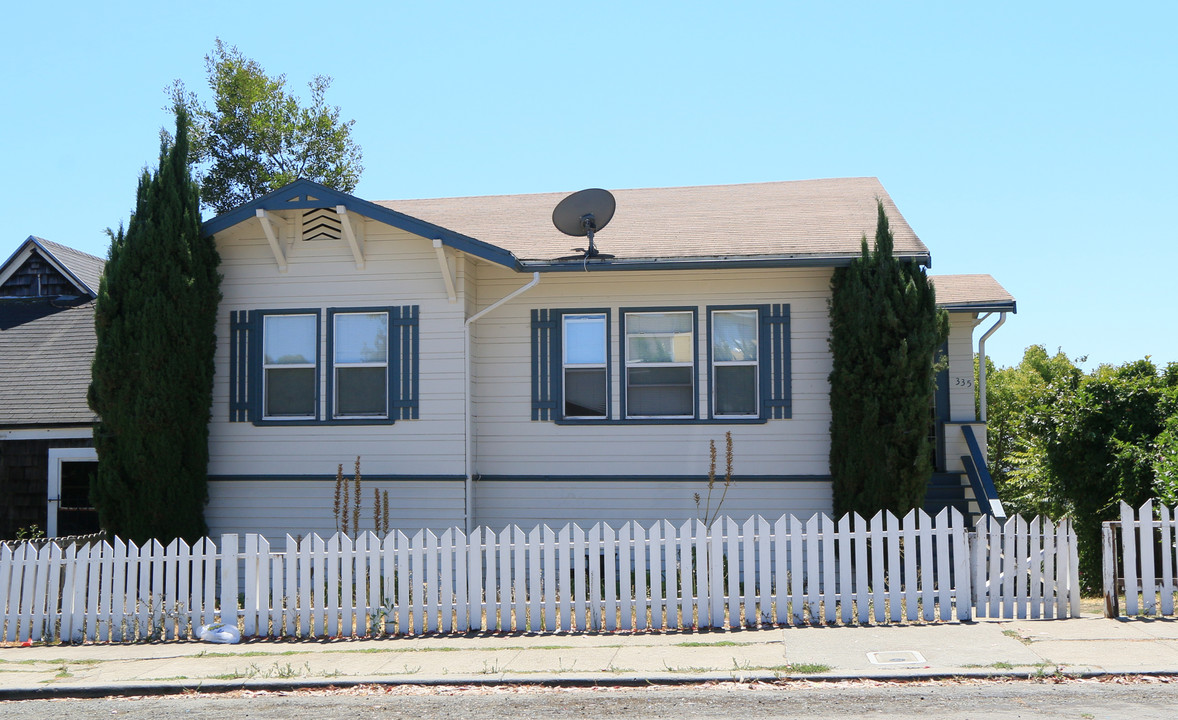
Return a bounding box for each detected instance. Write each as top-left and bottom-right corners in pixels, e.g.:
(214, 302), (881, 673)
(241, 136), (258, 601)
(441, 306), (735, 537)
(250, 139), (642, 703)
(981, 345), (1082, 518)
(1155, 414), (1178, 505)
(1043, 359), (1178, 592)
(984, 350), (1178, 592)
(828, 201), (949, 516)
(88, 110), (221, 544)
(169, 38), (363, 215)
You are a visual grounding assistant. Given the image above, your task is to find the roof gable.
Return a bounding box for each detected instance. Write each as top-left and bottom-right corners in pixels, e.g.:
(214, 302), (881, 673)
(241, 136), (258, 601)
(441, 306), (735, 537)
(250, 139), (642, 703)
(0, 237), (105, 299)
(200, 179), (520, 270)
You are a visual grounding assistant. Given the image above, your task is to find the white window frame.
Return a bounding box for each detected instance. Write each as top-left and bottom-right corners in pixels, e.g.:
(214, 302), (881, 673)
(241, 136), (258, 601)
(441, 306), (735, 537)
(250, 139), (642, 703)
(711, 308), (760, 418)
(562, 313), (608, 419)
(262, 313), (318, 421)
(624, 310), (696, 419)
(46, 447), (98, 538)
(332, 310), (390, 420)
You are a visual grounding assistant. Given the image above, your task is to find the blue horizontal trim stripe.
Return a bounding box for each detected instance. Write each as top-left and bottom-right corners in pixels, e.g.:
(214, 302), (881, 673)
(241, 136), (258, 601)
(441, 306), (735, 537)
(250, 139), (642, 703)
(208, 474), (466, 482)
(521, 254), (931, 272)
(475, 475), (832, 483)
(554, 418), (767, 426)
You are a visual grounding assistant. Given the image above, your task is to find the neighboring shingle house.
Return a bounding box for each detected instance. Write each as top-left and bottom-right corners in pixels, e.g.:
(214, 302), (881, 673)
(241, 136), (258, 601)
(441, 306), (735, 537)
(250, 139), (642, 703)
(200, 177), (1015, 543)
(0, 237), (103, 538)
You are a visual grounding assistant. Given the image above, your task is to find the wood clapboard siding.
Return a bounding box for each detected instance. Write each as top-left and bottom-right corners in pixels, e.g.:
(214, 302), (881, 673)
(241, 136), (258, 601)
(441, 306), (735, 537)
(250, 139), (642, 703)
(946, 314), (978, 422)
(470, 265), (835, 478)
(208, 224), (468, 478)
(205, 479), (465, 544)
(471, 479), (832, 530)
(210, 218), (849, 527)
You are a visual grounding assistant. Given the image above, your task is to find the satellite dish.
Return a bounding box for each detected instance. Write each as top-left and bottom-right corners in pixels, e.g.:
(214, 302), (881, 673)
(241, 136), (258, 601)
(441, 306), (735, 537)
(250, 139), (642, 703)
(552, 188), (616, 259)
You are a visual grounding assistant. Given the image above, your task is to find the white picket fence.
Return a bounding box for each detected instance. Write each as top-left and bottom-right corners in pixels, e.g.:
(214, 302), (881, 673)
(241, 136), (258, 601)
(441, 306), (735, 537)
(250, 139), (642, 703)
(1102, 501), (1178, 618)
(972, 515), (1080, 620)
(1, 508), (1080, 643)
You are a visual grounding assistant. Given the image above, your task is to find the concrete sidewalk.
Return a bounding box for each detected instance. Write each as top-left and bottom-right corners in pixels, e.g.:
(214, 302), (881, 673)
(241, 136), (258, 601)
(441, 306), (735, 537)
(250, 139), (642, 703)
(2, 615), (1177, 699)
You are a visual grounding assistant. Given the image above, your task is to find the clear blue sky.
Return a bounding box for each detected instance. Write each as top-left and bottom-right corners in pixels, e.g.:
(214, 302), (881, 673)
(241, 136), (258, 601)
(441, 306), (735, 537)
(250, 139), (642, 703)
(3, 2), (1174, 370)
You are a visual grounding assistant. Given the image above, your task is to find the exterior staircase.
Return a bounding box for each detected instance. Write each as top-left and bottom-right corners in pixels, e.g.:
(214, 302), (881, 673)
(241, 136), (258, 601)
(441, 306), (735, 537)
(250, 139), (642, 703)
(923, 425), (1007, 526)
(924, 471), (972, 518)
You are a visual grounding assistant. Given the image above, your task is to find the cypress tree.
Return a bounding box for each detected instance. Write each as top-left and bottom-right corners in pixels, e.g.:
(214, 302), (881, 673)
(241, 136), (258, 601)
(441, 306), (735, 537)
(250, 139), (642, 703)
(88, 110), (221, 544)
(828, 201), (948, 517)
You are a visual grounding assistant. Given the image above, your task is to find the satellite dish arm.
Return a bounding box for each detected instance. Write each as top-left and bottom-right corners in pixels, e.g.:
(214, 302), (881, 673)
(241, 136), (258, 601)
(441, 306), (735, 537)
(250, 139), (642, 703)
(582, 214), (598, 257)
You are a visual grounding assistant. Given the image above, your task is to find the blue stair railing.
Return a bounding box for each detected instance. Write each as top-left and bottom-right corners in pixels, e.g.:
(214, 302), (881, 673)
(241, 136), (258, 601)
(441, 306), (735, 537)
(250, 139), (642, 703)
(960, 425), (1007, 520)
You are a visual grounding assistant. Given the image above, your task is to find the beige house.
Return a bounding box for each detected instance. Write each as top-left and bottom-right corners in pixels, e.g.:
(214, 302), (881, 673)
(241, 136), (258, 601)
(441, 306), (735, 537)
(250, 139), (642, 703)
(201, 178), (1014, 542)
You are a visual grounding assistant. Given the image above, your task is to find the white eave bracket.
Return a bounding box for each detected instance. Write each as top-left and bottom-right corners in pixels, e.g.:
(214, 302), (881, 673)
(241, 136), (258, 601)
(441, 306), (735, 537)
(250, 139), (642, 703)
(434, 239), (457, 303)
(336, 205), (366, 270)
(256, 209), (289, 273)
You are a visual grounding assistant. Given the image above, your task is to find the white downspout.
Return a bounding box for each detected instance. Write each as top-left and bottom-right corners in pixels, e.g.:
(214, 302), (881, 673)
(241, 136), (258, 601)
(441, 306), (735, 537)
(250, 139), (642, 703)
(977, 312), (1007, 422)
(463, 272), (541, 533)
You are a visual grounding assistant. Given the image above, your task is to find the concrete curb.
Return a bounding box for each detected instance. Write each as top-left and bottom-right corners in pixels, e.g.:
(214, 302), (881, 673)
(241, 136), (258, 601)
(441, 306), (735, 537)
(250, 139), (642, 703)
(5, 669), (1178, 701)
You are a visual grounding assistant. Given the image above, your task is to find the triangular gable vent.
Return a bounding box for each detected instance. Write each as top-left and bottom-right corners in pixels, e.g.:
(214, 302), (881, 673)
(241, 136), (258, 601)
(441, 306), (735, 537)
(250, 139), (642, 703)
(302, 208), (342, 242)
(1, 250), (82, 298)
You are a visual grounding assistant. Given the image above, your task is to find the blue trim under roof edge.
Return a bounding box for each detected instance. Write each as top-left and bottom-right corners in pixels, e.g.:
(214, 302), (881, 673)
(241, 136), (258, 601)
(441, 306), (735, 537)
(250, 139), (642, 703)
(200, 179), (523, 271)
(522, 253), (933, 272)
(941, 302), (1017, 314)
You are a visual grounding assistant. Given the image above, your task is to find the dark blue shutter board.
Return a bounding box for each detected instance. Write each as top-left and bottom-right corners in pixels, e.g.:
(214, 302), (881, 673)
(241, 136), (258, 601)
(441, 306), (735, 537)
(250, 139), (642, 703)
(762, 304), (792, 419)
(531, 309), (558, 421)
(393, 305), (420, 420)
(228, 310), (253, 422)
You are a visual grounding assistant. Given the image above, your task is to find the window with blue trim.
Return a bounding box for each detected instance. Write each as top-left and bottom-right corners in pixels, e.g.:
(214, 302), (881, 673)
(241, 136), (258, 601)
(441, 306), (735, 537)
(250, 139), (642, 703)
(228, 306), (419, 425)
(262, 313), (318, 420)
(711, 309), (759, 418)
(331, 310), (390, 419)
(530, 304), (791, 424)
(563, 313), (608, 418)
(624, 310), (695, 419)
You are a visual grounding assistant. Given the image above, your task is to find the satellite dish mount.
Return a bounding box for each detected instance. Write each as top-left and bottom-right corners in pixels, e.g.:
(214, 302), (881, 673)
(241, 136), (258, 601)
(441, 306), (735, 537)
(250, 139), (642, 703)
(552, 188), (616, 261)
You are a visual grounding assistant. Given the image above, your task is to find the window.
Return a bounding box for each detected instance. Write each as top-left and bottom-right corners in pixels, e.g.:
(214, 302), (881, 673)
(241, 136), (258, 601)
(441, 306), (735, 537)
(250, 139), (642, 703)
(531, 304), (790, 424)
(333, 311), (389, 418)
(563, 313), (608, 418)
(262, 313), (318, 419)
(624, 311), (695, 418)
(230, 306), (418, 424)
(711, 309), (759, 417)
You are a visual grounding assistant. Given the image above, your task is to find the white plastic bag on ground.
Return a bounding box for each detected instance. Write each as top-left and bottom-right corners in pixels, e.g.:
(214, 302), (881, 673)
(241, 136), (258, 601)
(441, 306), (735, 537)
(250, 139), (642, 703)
(197, 622), (241, 644)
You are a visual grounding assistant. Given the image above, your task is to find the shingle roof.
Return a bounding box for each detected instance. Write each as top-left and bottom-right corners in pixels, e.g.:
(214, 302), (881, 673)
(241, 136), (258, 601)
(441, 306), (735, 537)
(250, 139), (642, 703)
(377, 177), (930, 267)
(930, 274), (1017, 313)
(0, 299), (98, 427)
(32, 238), (105, 296)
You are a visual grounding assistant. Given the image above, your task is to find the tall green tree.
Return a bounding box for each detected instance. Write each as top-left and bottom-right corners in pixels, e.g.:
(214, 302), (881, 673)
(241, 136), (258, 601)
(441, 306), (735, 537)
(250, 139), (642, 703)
(1043, 359), (1178, 591)
(828, 201), (949, 517)
(88, 110), (221, 544)
(169, 38), (363, 215)
(981, 345), (1082, 518)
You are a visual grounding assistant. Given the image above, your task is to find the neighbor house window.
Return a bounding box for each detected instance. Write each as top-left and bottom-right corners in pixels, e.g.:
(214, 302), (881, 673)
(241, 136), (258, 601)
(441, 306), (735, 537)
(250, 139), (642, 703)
(332, 311), (389, 418)
(711, 309), (759, 417)
(263, 313), (318, 419)
(624, 311), (695, 418)
(563, 313), (607, 418)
